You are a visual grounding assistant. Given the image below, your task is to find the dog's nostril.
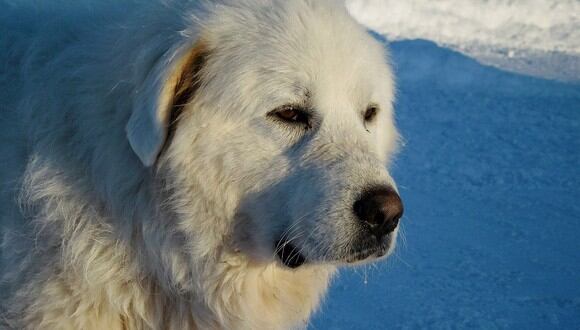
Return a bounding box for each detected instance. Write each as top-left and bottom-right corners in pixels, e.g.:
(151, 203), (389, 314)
(353, 187), (403, 239)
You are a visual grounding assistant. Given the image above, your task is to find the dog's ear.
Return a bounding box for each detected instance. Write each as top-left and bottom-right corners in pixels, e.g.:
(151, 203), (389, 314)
(126, 41), (208, 167)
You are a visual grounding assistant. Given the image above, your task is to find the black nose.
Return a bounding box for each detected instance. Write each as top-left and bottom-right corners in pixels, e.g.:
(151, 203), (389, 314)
(353, 187), (404, 240)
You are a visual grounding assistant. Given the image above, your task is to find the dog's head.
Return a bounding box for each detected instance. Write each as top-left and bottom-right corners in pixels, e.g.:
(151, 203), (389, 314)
(127, 0), (402, 269)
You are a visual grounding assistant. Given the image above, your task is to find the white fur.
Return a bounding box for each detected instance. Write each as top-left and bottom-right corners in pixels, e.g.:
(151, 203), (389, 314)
(0, 0), (399, 328)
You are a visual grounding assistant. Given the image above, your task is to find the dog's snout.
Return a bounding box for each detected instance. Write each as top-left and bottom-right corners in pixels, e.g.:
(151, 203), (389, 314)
(353, 187), (403, 239)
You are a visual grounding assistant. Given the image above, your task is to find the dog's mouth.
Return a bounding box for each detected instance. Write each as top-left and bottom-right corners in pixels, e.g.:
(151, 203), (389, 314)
(275, 240), (306, 269)
(273, 235), (394, 268)
(342, 235), (394, 264)
(343, 246), (388, 264)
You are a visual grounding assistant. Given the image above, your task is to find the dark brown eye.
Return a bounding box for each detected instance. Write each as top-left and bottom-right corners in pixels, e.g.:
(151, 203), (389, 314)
(364, 105), (379, 122)
(271, 105), (311, 128)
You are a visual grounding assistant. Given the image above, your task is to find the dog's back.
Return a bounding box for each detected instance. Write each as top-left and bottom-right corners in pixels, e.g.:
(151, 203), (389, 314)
(0, 0), (108, 278)
(0, 0), (188, 320)
(0, 2), (42, 304)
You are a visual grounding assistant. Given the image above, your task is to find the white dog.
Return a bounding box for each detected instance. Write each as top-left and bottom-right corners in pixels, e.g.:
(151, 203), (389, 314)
(0, 0), (403, 328)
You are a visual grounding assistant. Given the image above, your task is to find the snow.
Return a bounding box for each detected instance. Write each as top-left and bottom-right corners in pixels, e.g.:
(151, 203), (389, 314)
(346, 0), (580, 82)
(311, 39), (580, 329)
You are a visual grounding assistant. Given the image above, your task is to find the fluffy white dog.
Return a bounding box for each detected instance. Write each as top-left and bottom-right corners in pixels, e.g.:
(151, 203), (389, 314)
(0, 0), (403, 328)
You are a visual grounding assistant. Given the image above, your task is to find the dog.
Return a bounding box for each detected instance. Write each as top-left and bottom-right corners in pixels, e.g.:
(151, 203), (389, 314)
(0, 0), (403, 328)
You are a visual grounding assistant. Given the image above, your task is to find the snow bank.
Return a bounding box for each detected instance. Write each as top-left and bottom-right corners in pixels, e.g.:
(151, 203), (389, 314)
(347, 0), (580, 81)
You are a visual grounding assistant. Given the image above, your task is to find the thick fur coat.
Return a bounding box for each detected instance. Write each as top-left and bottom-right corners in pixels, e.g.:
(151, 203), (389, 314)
(0, 0), (400, 328)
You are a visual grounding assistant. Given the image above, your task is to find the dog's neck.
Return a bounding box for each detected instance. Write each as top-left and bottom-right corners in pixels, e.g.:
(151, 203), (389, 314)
(140, 220), (336, 328)
(199, 253), (335, 329)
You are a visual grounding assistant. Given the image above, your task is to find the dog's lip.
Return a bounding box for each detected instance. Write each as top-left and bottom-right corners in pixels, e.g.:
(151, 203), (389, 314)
(275, 240), (306, 269)
(342, 234), (395, 264)
(344, 249), (377, 263)
(343, 245), (390, 264)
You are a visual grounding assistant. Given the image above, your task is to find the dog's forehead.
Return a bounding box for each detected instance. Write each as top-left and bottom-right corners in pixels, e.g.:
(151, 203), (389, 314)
(202, 0), (393, 112)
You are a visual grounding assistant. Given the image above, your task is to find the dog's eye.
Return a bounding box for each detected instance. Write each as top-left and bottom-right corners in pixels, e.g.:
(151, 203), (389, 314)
(364, 105), (379, 122)
(271, 105), (311, 128)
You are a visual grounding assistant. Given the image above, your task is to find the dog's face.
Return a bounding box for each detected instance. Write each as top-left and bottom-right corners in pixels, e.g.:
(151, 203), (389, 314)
(138, 0), (402, 269)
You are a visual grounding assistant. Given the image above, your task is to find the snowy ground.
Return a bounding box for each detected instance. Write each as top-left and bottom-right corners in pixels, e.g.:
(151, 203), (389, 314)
(347, 0), (580, 82)
(310, 38), (580, 329)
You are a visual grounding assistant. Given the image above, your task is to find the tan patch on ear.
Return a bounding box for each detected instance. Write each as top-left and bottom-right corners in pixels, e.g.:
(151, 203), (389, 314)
(161, 41), (209, 155)
(171, 41), (209, 116)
